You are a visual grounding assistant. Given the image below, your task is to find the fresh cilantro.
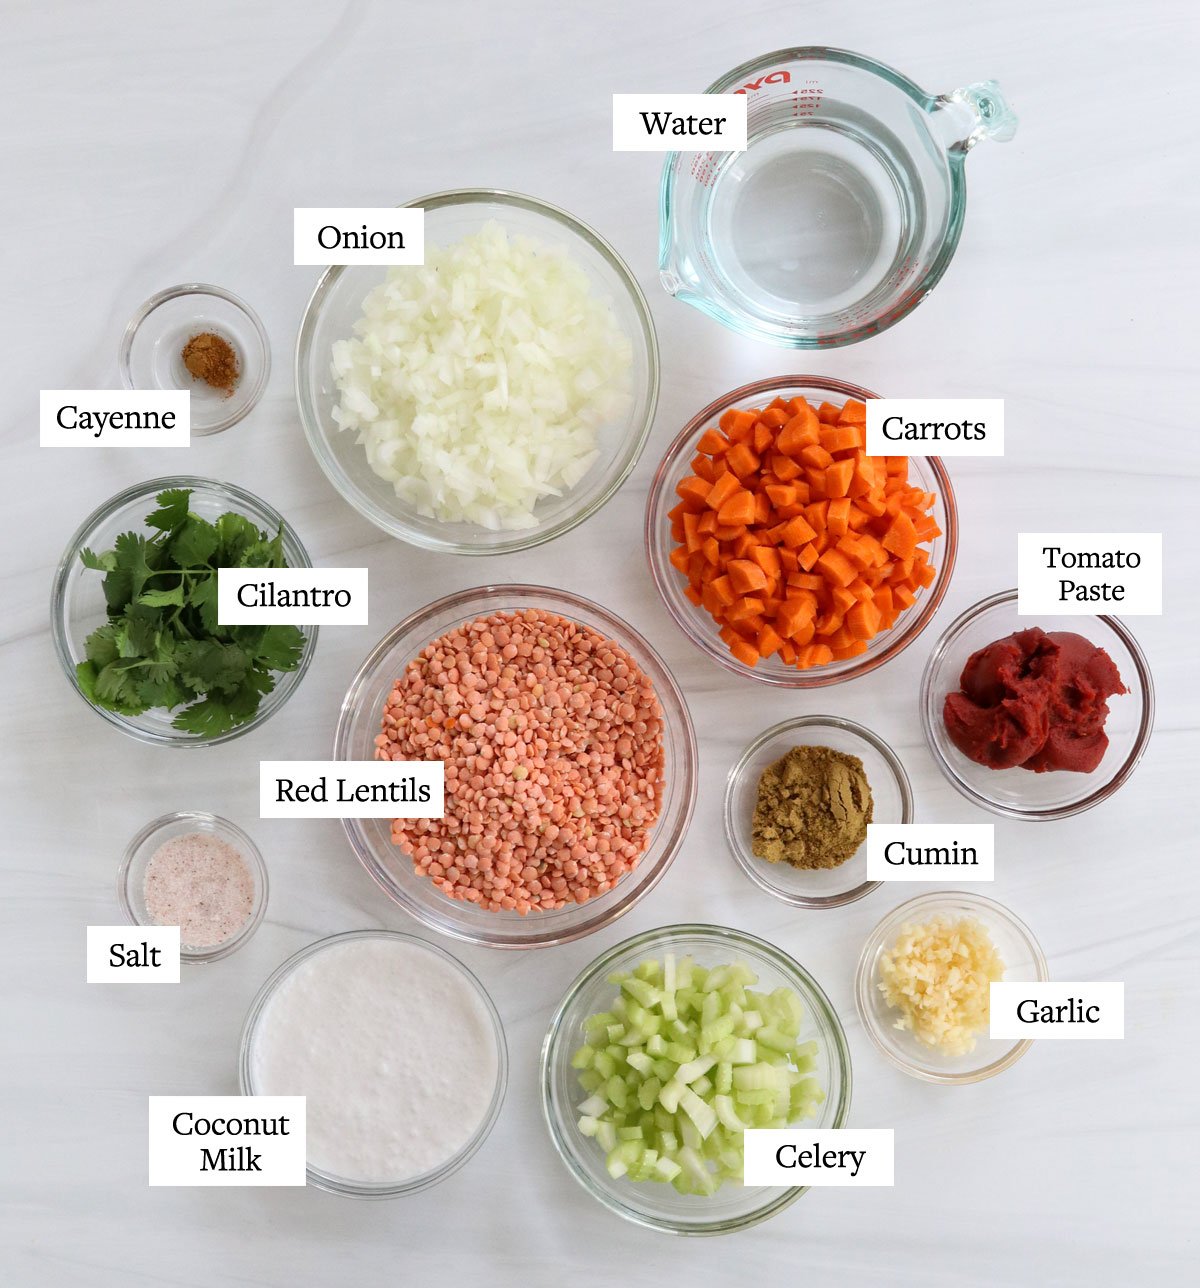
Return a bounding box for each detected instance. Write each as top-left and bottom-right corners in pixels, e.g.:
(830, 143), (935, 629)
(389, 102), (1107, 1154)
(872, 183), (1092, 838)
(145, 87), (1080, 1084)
(76, 487), (307, 737)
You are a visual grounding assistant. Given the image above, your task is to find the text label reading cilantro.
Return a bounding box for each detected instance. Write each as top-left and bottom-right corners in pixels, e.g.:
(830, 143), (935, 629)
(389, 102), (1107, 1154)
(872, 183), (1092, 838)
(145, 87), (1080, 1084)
(217, 568), (368, 626)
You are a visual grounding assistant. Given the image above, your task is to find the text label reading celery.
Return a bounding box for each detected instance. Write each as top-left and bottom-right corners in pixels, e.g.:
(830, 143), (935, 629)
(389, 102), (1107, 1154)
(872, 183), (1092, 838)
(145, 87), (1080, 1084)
(260, 761), (444, 819)
(1018, 533), (1161, 614)
(743, 1128), (894, 1186)
(148, 1097), (306, 1186)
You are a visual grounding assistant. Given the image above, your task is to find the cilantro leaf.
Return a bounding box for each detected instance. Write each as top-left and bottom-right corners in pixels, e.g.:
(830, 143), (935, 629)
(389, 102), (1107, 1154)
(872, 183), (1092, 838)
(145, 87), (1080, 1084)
(187, 572), (219, 633)
(254, 624), (305, 672)
(146, 488), (191, 532)
(84, 623), (121, 669)
(80, 547), (117, 572)
(175, 639), (249, 696)
(171, 696), (239, 737)
(138, 585), (184, 608)
(172, 516), (220, 568)
(239, 529), (286, 569)
(215, 512), (262, 566)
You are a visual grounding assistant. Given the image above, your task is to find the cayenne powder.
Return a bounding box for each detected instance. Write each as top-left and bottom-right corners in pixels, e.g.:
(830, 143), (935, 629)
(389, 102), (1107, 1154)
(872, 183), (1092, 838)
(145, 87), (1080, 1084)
(181, 331), (239, 396)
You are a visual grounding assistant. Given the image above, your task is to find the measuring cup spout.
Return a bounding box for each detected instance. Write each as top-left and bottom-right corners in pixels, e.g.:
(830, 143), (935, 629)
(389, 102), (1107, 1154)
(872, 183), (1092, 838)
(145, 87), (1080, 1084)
(933, 80), (1018, 153)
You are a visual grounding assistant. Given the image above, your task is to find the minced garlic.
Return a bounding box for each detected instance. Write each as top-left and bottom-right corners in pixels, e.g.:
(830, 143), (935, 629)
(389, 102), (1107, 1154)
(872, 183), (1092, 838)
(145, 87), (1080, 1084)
(877, 915), (1005, 1056)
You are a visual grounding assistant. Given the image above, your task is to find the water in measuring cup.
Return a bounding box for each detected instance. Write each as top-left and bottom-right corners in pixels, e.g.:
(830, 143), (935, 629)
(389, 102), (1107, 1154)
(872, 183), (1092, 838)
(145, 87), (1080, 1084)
(707, 118), (912, 320)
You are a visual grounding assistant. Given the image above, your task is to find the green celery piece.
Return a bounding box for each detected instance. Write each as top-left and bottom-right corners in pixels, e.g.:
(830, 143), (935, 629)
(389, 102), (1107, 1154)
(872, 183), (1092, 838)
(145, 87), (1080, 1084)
(621, 977), (661, 1009)
(593, 1051), (615, 1079)
(679, 1088), (717, 1139)
(625, 1051), (654, 1076)
(616, 1126), (642, 1142)
(664, 1041), (696, 1065)
(673, 1054), (717, 1085)
(715, 1062), (733, 1095)
(633, 958), (661, 984)
(756, 1024), (797, 1055)
(733, 1061), (782, 1092)
(637, 1076), (661, 1112)
(578, 1115), (600, 1138)
(658, 1079), (685, 1114)
(570, 1044), (595, 1070)
(577, 1070), (603, 1094)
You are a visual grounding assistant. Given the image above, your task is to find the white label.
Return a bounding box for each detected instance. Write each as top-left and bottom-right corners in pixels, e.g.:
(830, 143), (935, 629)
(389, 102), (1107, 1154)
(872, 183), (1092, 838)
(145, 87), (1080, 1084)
(866, 399), (1003, 456)
(87, 926), (180, 983)
(866, 823), (995, 881)
(260, 760), (444, 819)
(612, 94), (747, 151)
(990, 982), (1124, 1039)
(41, 390), (189, 447)
(293, 207), (425, 265)
(744, 1129), (894, 1187)
(218, 567), (368, 626)
(148, 1096), (306, 1186)
(1017, 533), (1161, 614)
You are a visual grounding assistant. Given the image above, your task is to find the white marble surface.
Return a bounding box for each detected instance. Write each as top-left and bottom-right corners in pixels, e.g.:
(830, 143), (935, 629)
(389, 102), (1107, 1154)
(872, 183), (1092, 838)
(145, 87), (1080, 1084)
(2, 1), (1195, 1284)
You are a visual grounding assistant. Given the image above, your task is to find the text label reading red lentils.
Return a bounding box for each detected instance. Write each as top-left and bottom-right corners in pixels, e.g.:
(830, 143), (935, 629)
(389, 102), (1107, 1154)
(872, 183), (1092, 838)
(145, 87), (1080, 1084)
(376, 609), (665, 915)
(259, 761), (444, 819)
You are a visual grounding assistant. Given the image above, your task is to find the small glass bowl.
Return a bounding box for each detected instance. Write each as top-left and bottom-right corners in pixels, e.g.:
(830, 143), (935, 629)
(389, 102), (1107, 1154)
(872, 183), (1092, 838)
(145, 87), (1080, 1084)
(295, 189), (660, 555)
(334, 585), (698, 949)
(855, 890), (1048, 1084)
(920, 589), (1154, 820)
(239, 930), (507, 1197)
(540, 923), (852, 1235)
(645, 376), (957, 687)
(724, 715), (913, 909)
(119, 811), (268, 964)
(51, 476), (318, 747)
(120, 284), (270, 435)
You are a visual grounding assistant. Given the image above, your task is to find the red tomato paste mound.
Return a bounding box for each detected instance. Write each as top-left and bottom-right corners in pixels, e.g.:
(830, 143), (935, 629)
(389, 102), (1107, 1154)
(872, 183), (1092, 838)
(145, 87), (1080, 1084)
(943, 627), (1126, 773)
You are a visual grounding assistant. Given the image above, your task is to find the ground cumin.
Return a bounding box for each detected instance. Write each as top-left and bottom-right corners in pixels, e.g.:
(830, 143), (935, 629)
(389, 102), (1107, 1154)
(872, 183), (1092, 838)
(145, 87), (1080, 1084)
(181, 331), (239, 396)
(751, 744), (873, 870)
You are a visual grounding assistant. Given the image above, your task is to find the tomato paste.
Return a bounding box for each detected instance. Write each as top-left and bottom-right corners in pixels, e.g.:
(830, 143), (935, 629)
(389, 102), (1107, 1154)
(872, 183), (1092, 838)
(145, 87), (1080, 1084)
(943, 627), (1126, 773)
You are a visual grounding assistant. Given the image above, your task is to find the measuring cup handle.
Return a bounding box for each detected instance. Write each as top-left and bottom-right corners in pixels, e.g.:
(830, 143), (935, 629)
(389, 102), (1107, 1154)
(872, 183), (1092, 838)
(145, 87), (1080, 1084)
(935, 80), (1018, 152)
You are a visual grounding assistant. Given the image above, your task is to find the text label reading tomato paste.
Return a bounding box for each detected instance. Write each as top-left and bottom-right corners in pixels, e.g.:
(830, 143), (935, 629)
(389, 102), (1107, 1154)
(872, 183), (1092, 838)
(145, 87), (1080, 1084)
(1017, 532), (1162, 614)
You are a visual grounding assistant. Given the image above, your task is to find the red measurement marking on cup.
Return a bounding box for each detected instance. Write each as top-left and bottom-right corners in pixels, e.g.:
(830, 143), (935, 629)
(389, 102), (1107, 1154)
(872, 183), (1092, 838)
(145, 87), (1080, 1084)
(690, 152), (719, 188)
(733, 69), (792, 95)
(795, 79), (823, 117)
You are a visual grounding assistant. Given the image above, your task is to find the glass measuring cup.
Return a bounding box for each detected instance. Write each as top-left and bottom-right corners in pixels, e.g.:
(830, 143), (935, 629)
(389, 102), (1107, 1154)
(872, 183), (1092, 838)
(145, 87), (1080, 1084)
(659, 48), (1017, 348)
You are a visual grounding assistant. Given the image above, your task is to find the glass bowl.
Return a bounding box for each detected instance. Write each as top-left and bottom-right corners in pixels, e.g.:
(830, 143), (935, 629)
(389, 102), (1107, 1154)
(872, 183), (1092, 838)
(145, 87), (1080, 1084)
(540, 923), (852, 1234)
(724, 715), (913, 909)
(51, 476), (318, 747)
(119, 284), (270, 435)
(645, 376), (957, 687)
(334, 585), (698, 949)
(239, 930), (507, 1197)
(295, 189), (660, 555)
(118, 811), (268, 964)
(855, 890), (1047, 1084)
(920, 589), (1153, 820)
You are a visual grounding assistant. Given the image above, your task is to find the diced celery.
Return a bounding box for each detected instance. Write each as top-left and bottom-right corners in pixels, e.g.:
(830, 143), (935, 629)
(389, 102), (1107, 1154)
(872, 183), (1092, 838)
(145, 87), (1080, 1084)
(638, 1075), (661, 1111)
(606, 1075), (628, 1109)
(584, 1010), (616, 1035)
(659, 991), (678, 1022)
(739, 1009), (763, 1033)
(593, 1051), (615, 1079)
(658, 1130), (678, 1155)
(679, 1117), (702, 1151)
(756, 1025), (796, 1055)
(703, 965), (731, 992)
(733, 1062), (783, 1092)
(692, 1074), (713, 1098)
(701, 1014), (735, 1048)
(577, 1069), (603, 1094)
(654, 1156), (682, 1182)
(735, 1089), (777, 1106)
(596, 1121), (617, 1153)
(663, 952), (677, 993)
(728, 1038), (757, 1064)
(622, 977), (661, 1009)
(674, 1054), (717, 1085)
(645, 1032), (667, 1057)
(578, 1094), (608, 1118)
(715, 1061), (733, 1095)
(578, 1115), (600, 1137)
(570, 1044), (595, 1070)
(678, 1145), (715, 1195)
(634, 958), (660, 984)
(713, 1094), (749, 1132)
(617, 1125), (643, 1142)
(665, 1041), (697, 1065)
(652, 1058), (675, 1082)
(626, 1051), (654, 1076)
(658, 1078), (685, 1114)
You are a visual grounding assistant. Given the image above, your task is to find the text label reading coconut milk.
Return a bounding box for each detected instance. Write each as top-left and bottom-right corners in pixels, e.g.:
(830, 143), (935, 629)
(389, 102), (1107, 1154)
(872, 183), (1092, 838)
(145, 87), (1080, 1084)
(87, 926), (180, 983)
(613, 95), (747, 151)
(218, 568), (368, 626)
(990, 982), (1124, 1040)
(866, 399), (1004, 456)
(294, 207), (425, 266)
(41, 390), (190, 447)
(1018, 533), (1161, 614)
(743, 1129), (894, 1186)
(148, 1096), (306, 1186)
(260, 760), (444, 819)
(866, 824), (995, 882)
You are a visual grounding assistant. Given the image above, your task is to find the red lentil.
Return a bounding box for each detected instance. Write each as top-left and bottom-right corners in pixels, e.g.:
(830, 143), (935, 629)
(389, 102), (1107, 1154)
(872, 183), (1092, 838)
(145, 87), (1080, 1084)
(375, 609), (665, 913)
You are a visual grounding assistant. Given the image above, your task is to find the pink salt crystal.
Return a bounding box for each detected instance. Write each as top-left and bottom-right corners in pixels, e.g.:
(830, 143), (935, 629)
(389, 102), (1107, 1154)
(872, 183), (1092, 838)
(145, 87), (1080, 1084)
(143, 832), (256, 948)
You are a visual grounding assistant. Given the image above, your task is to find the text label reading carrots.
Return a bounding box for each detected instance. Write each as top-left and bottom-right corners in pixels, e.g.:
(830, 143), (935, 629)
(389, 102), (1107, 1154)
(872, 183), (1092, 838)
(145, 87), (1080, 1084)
(865, 399), (1004, 456)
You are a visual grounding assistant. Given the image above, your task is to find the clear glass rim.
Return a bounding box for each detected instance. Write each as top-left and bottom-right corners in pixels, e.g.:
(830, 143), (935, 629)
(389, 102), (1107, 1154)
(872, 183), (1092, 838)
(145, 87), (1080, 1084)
(238, 928), (508, 1197)
(118, 282), (271, 435)
(118, 810), (269, 963)
(295, 188), (661, 555)
(50, 475), (318, 747)
(333, 583), (699, 948)
(658, 46), (968, 349)
(539, 921), (853, 1234)
(854, 890), (1048, 1084)
(724, 714), (914, 909)
(918, 588), (1155, 820)
(644, 375), (958, 687)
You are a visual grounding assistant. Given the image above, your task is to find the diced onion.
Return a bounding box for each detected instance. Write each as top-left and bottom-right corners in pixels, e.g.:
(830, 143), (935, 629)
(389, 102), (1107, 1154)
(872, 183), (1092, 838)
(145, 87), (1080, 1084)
(330, 221), (633, 530)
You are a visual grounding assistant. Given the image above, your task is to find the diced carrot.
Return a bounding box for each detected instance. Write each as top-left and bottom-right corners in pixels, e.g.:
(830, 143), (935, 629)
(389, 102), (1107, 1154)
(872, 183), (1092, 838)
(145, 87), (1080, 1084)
(799, 443), (834, 470)
(717, 489), (756, 526)
(753, 421), (774, 455)
(684, 585), (702, 606)
(820, 423), (864, 453)
(701, 536), (720, 566)
(824, 458), (855, 498)
(669, 546), (690, 574)
(826, 496), (852, 537)
(675, 476), (710, 510)
(759, 407), (789, 429)
(882, 510), (918, 559)
(757, 624), (784, 658)
(750, 545), (781, 578)
(815, 547), (857, 588)
(816, 401), (841, 424)
(726, 441), (760, 478)
(798, 542), (820, 572)
(779, 513), (818, 548)
(728, 559), (768, 594)
(837, 399), (867, 425)
(697, 510), (718, 535)
(697, 428), (729, 456)
(846, 599), (882, 641)
(729, 638), (760, 667)
(719, 408), (757, 437)
(765, 483), (798, 509)
(769, 454), (803, 482)
(705, 471), (742, 511)
(777, 405), (821, 454)
(690, 453), (717, 483)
